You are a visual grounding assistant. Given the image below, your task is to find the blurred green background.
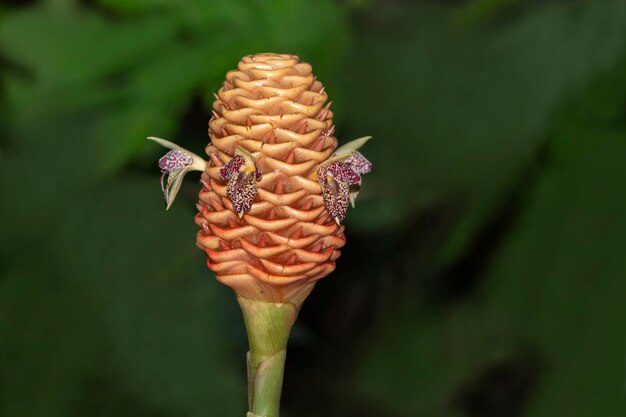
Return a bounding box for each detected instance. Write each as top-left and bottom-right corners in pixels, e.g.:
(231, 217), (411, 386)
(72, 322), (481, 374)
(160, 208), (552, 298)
(1, 0), (626, 416)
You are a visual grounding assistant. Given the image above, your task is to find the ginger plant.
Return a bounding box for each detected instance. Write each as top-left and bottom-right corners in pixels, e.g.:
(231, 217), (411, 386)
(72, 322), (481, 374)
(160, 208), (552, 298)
(150, 53), (371, 417)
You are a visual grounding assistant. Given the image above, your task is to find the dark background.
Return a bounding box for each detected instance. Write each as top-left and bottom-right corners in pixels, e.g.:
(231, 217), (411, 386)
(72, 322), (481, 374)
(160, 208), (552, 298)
(1, 0), (625, 416)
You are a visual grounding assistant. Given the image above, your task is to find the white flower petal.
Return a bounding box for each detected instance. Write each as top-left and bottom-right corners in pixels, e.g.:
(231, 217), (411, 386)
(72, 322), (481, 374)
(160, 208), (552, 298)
(334, 136), (372, 156)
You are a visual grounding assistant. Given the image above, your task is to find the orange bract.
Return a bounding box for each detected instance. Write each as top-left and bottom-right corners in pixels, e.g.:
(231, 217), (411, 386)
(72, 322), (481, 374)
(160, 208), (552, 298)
(195, 53), (345, 305)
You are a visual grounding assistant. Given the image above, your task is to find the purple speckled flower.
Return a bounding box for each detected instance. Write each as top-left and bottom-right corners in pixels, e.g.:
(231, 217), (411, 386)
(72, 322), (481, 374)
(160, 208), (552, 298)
(149, 136), (206, 210)
(220, 151), (263, 217)
(318, 148), (372, 223)
(159, 149), (193, 172)
(345, 151), (372, 175)
(328, 162), (361, 185)
(318, 161), (363, 224)
(159, 150), (194, 201)
(220, 155), (246, 181)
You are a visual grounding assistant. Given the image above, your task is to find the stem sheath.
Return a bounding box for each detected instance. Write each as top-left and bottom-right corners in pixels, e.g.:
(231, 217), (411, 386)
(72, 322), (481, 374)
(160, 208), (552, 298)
(237, 296), (297, 417)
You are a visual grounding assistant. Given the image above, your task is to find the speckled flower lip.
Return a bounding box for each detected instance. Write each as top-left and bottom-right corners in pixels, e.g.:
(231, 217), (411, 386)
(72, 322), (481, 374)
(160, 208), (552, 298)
(219, 147), (264, 218)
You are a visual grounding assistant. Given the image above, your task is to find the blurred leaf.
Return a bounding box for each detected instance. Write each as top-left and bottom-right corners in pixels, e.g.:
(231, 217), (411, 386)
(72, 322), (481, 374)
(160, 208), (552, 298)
(0, 166), (246, 416)
(51, 177), (246, 416)
(0, 267), (104, 417)
(1, 0), (350, 188)
(1, 79), (154, 190)
(351, 304), (517, 417)
(454, 0), (522, 26)
(0, 8), (177, 85)
(341, 0), (626, 265)
(480, 72), (626, 417)
(96, 0), (172, 15)
(349, 54), (626, 417)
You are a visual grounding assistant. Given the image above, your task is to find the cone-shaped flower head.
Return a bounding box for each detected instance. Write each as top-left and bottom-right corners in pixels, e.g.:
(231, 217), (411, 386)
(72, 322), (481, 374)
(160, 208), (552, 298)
(151, 53), (371, 307)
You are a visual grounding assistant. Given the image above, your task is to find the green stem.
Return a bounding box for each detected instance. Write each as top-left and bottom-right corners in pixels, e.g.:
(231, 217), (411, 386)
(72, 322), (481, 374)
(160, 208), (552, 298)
(237, 296), (298, 417)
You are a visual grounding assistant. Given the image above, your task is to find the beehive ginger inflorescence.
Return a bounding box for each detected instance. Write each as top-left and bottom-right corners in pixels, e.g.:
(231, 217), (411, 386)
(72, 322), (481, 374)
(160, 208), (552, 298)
(151, 53), (372, 306)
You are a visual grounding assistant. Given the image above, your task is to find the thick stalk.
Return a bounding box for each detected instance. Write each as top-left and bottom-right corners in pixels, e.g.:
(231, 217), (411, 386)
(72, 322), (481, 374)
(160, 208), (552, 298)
(237, 296), (297, 417)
